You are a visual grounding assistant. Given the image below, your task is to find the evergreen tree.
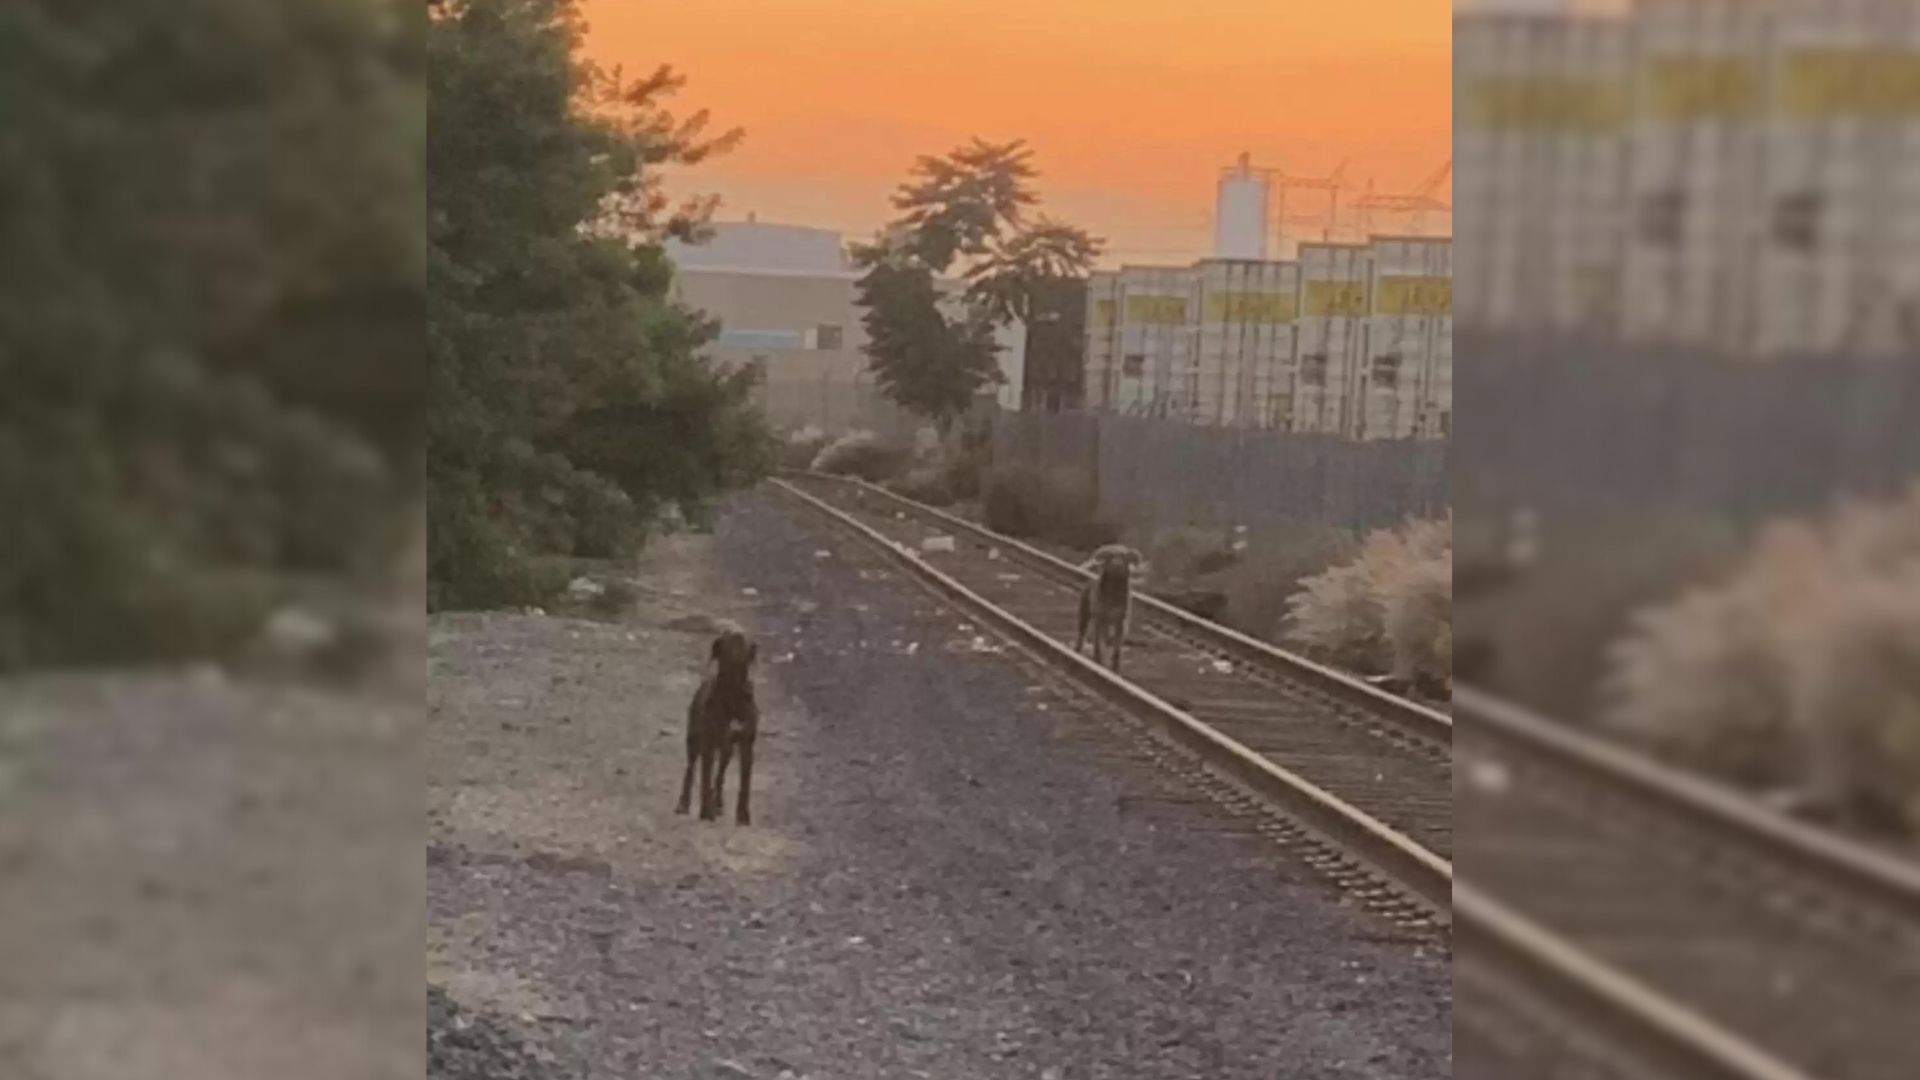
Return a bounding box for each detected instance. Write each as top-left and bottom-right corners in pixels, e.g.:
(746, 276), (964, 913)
(426, 0), (770, 607)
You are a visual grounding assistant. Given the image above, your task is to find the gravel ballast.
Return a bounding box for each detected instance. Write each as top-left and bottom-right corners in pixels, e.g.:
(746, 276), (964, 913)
(427, 490), (1451, 1079)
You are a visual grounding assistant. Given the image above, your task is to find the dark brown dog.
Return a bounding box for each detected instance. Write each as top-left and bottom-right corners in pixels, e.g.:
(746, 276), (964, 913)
(676, 628), (760, 825)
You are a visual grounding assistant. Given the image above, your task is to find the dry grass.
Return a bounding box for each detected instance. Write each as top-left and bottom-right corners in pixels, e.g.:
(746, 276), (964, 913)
(777, 425), (831, 470)
(810, 429), (910, 483)
(1603, 481), (1920, 835)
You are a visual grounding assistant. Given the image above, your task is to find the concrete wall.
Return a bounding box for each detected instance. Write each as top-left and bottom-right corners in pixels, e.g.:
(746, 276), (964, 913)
(991, 408), (1448, 534)
(1454, 330), (1920, 523)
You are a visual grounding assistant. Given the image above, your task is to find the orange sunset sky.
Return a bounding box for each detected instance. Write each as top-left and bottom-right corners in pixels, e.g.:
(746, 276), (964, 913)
(580, 1), (1451, 266)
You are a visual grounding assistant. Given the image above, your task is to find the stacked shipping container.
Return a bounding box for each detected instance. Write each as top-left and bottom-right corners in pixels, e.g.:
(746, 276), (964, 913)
(1456, 9), (1632, 332)
(1620, 0), (1772, 352)
(1457, 0), (1920, 359)
(1368, 238), (1456, 439)
(1753, 0), (1920, 357)
(1082, 238), (1452, 440)
(1294, 243), (1374, 435)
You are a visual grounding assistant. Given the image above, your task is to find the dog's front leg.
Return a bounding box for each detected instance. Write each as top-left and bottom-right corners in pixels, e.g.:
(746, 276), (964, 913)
(676, 735), (698, 815)
(697, 740), (718, 821)
(1075, 591), (1092, 656)
(734, 737), (754, 826)
(712, 738), (734, 818)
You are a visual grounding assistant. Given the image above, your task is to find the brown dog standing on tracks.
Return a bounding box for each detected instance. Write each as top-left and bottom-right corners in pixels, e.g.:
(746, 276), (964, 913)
(1075, 544), (1143, 673)
(676, 627), (760, 825)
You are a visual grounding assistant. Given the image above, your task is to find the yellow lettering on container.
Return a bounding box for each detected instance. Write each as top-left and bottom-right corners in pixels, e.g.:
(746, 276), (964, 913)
(1780, 49), (1920, 119)
(1124, 295), (1188, 325)
(1463, 78), (1627, 133)
(1206, 292), (1297, 323)
(1641, 57), (1760, 120)
(1374, 277), (1452, 316)
(1303, 282), (1367, 317)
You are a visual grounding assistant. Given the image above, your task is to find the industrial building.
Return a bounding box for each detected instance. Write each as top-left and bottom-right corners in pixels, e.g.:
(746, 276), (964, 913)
(666, 218), (1026, 430)
(1455, 0), (1920, 359)
(1083, 235), (1452, 440)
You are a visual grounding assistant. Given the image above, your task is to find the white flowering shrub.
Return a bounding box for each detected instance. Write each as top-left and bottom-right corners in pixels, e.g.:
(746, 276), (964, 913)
(1286, 515), (1451, 687)
(1604, 482), (1920, 834)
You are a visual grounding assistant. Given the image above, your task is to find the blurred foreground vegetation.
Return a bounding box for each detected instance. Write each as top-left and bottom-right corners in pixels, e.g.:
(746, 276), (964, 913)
(0, 0), (427, 670)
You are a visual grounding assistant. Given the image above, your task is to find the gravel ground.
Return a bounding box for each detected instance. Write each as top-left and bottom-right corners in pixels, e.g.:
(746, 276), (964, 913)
(0, 672), (422, 1080)
(427, 490), (1451, 1079)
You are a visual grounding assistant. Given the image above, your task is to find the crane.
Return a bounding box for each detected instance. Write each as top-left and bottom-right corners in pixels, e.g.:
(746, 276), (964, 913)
(1353, 159), (1452, 236)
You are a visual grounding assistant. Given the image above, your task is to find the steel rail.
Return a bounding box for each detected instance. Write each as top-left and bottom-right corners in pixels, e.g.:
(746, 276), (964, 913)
(771, 476), (1453, 914)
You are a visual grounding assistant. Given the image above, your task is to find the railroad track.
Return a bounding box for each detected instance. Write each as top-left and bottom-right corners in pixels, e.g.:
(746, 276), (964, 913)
(777, 473), (1452, 912)
(1455, 689), (1920, 1080)
(772, 471), (1920, 1080)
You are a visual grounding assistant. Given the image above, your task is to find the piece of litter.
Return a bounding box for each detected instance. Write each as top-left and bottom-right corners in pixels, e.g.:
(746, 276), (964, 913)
(741, 587), (759, 597)
(814, 549), (832, 559)
(921, 535), (957, 553)
(987, 548), (1002, 560)
(905, 642), (920, 656)
(1211, 659), (1233, 674)
(1468, 759), (1512, 794)
(995, 573), (1022, 582)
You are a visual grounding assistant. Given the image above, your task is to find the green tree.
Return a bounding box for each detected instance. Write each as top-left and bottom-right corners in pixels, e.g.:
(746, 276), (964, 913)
(427, 0), (770, 607)
(0, 0), (426, 669)
(854, 139), (1103, 430)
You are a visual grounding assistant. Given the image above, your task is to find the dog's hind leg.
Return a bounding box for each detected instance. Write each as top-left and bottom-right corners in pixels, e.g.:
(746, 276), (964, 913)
(734, 737), (754, 826)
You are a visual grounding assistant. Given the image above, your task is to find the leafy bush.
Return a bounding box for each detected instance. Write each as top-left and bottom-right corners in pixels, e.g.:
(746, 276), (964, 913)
(1286, 516), (1451, 686)
(1604, 482), (1920, 834)
(981, 465), (1117, 550)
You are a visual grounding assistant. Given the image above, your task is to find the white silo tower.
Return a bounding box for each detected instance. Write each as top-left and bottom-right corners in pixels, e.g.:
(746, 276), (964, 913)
(1214, 153), (1272, 261)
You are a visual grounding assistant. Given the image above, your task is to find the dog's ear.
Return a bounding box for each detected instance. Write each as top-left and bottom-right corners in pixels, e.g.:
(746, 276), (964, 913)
(747, 640), (759, 666)
(710, 635), (726, 661)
